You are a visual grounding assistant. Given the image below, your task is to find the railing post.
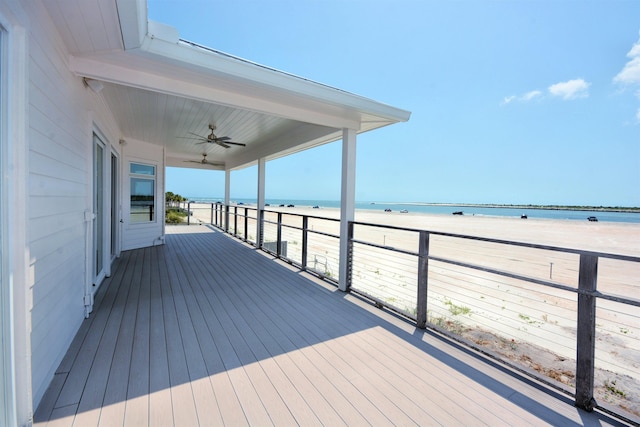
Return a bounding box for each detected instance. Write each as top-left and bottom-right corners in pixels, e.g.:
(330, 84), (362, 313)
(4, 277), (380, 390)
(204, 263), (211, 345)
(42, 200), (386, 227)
(244, 207), (249, 240)
(258, 209), (264, 248)
(210, 203), (214, 225)
(276, 212), (283, 257)
(346, 221), (354, 291)
(302, 216), (309, 269)
(417, 231), (430, 329)
(224, 204), (229, 232)
(187, 202), (191, 225)
(576, 254), (598, 411)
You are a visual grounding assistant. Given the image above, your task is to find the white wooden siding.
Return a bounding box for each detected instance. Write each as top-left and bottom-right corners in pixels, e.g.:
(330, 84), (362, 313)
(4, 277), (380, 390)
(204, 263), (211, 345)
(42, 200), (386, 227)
(21, 0), (122, 407)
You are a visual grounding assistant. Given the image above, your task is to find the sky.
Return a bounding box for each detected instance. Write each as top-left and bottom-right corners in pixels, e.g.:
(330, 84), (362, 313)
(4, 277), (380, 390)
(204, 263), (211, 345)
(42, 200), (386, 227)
(151, 0), (640, 206)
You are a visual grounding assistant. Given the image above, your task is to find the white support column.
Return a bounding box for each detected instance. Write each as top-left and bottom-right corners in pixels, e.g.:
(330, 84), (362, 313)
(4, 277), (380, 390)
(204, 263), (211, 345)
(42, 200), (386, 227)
(339, 128), (357, 292)
(224, 169), (231, 230)
(224, 169), (231, 205)
(256, 158), (266, 246)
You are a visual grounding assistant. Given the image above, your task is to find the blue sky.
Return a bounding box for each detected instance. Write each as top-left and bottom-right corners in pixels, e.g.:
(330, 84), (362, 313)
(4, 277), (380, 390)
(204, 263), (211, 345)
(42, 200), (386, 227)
(152, 0), (640, 206)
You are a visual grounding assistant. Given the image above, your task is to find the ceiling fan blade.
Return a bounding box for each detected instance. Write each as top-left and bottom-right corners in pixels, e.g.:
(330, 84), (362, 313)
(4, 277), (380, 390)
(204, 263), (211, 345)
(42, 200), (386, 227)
(216, 141), (231, 148)
(215, 136), (231, 141)
(224, 141), (247, 146)
(177, 136), (207, 141)
(184, 160), (223, 167)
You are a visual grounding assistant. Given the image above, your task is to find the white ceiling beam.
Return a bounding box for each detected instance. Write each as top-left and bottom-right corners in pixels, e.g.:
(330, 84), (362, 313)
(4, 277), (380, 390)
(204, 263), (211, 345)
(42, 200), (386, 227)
(69, 55), (361, 130)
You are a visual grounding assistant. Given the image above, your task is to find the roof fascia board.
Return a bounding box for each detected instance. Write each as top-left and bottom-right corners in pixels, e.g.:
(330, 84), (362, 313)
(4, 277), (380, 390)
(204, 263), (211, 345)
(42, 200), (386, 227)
(69, 55), (361, 130)
(116, 0), (147, 49)
(138, 26), (411, 124)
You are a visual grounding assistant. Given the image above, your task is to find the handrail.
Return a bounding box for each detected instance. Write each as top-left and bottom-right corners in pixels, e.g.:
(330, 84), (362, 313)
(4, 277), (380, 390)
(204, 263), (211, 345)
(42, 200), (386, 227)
(352, 220), (640, 262)
(351, 228), (640, 308)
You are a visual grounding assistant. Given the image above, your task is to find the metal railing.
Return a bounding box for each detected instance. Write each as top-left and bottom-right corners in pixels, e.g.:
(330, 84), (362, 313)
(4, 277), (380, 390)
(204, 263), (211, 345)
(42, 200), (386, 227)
(178, 203), (640, 423)
(347, 220), (640, 423)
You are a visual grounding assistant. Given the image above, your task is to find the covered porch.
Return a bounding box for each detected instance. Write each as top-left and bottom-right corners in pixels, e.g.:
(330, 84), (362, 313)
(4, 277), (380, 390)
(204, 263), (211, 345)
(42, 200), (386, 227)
(34, 226), (621, 426)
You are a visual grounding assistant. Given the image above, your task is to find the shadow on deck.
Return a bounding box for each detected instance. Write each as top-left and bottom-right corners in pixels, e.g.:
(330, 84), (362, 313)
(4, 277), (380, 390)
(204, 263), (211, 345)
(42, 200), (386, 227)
(34, 225), (626, 426)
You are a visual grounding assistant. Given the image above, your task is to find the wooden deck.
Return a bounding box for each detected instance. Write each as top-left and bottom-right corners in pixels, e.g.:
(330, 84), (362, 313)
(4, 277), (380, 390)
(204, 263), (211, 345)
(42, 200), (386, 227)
(34, 225), (625, 426)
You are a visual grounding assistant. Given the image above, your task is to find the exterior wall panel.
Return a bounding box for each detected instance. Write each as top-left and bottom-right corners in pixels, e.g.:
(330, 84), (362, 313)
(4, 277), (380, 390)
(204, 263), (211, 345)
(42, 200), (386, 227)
(24, 0), (121, 407)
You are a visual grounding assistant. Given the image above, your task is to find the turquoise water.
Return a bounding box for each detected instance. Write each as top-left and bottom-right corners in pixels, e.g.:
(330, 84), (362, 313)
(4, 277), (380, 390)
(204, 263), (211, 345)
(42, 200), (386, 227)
(187, 197), (640, 224)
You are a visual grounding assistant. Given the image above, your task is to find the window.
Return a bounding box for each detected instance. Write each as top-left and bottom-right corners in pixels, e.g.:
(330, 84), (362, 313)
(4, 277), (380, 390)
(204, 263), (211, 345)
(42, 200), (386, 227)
(130, 162), (155, 223)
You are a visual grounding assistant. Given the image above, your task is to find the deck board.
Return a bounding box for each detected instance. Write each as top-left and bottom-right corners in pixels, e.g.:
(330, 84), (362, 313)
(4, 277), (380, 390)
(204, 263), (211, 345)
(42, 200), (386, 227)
(148, 246), (174, 427)
(34, 225), (628, 426)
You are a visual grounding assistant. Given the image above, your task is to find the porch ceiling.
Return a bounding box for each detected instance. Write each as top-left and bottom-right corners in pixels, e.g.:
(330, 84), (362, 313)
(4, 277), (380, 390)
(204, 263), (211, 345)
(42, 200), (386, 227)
(44, 0), (410, 171)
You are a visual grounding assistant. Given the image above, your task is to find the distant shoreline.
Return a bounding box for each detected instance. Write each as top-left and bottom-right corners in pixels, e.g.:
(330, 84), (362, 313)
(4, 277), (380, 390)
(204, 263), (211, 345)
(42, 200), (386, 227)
(398, 203), (640, 213)
(185, 196), (640, 214)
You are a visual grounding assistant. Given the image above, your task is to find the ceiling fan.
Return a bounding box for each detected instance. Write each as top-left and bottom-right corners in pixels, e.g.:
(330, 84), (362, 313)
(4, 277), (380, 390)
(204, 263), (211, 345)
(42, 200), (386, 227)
(184, 153), (224, 167)
(179, 124), (246, 148)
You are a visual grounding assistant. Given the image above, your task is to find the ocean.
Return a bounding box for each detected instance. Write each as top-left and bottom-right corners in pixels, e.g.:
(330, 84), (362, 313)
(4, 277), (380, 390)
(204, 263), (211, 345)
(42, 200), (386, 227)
(186, 197), (640, 224)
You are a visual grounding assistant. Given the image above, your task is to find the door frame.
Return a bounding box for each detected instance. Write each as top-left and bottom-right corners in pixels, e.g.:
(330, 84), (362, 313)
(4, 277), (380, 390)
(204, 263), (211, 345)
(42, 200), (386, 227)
(92, 131), (107, 287)
(109, 149), (120, 264)
(86, 127), (115, 317)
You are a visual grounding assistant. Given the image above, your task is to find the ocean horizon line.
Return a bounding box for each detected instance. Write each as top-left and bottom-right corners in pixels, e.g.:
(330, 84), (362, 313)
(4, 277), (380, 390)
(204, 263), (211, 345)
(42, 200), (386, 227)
(181, 197), (640, 224)
(184, 196), (640, 212)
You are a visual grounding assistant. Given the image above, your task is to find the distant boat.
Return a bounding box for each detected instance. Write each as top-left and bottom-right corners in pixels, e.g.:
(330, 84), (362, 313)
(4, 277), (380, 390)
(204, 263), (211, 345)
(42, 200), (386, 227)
(452, 211), (463, 215)
(400, 209), (408, 213)
(587, 216), (598, 222)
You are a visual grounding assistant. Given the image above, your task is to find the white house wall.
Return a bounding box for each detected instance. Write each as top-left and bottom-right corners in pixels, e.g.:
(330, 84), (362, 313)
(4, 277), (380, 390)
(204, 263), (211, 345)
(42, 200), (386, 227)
(10, 0), (123, 409)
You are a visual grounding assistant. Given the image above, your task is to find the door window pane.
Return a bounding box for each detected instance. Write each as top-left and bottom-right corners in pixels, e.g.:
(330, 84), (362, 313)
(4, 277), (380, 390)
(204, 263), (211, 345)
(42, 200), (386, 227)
(130, 162), (155, 223)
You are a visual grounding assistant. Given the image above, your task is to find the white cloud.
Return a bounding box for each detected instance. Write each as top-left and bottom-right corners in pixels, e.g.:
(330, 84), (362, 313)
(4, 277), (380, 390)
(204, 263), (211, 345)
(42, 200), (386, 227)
(548, 78), (591, 100)
(613, 34), (640, 125)
(500, 91), (541, 106)
(522, 90), (542, 101)
(614, 35), (640, 86)
(501, 95), (516, 105)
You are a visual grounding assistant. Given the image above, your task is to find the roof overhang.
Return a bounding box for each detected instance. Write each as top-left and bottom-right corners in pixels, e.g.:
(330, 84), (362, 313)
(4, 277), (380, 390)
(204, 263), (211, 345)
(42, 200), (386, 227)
(46, 0), (411, 170)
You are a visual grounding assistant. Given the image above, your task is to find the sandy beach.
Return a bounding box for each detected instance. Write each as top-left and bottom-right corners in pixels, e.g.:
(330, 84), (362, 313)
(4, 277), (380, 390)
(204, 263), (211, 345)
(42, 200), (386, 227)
(187, 203), (640, 418)
(270, 205), (640, 254)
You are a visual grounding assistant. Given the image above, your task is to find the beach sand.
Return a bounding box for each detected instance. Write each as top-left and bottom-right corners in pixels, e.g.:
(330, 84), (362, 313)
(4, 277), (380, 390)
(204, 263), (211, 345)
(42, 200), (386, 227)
(187, 203), (640, 418)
